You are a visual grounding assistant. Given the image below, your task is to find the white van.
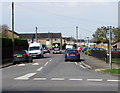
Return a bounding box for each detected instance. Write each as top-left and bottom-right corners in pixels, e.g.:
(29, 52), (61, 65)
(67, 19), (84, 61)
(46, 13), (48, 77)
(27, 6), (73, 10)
(28, 42), (44, 58)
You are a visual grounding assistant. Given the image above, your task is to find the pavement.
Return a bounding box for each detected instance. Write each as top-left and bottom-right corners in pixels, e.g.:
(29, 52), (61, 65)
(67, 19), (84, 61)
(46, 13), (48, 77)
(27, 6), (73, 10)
(80, 52), (119, 70)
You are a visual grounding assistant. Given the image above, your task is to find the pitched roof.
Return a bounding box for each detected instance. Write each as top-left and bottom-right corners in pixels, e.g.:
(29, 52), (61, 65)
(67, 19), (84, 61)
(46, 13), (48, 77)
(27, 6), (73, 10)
(19, 33), (62, 39)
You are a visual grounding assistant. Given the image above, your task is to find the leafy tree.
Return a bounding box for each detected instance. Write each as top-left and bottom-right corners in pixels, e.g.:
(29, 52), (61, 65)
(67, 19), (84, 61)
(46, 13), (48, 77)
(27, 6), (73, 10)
(92, 26), (120, 42)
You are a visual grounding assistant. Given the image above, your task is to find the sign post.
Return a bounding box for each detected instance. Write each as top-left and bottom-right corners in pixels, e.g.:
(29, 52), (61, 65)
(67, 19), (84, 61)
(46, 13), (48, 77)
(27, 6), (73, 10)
(106, 26), (114, 69)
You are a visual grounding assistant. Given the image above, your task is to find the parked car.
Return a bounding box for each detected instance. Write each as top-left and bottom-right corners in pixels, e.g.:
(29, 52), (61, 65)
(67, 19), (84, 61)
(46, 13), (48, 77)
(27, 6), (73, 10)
(43, 48), (50, 54)
(13, 50), (33, 64)
(65, 49), (80, 62)
(77, 47), (83, 52)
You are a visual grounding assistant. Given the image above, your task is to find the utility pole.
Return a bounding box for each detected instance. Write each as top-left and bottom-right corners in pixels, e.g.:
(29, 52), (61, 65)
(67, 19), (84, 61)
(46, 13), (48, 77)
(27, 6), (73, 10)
(35, 27), (38, 43)
(76, 26), (78, 48)
(86, 37), (89, 47)
(12, 2), (14, 54)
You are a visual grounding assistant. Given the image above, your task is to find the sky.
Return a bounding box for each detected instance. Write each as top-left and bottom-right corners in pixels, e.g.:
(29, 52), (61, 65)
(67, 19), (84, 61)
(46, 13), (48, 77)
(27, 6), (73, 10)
(1, 0), (119, 40)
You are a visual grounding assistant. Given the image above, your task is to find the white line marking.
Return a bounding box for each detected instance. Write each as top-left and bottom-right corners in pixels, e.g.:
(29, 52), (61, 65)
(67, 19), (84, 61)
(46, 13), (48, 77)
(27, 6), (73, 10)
(17, 64), (25, 67)
(51, 78), (65, 80)
(107, 80), (120, 82)
(69, 78), (83, 81)
(33, 78), (47, 80)
(36, 67), (43, 71)
(14, 73), (36, 80)
(75, 62), (77, 65)
(44, 62), (48, 66)
(50, 59), (52, 61)
(32, 63), (39, 66)
(81, 62), (91, 69)
(79, 64), (86, 69)
(87, 79), (103, 81)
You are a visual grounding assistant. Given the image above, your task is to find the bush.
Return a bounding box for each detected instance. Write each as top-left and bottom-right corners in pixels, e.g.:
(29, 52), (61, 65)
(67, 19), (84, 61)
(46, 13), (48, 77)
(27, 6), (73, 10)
(2, 37), (12, 47)
(14, 38), (28, 46)
(86, 49), (92, 56)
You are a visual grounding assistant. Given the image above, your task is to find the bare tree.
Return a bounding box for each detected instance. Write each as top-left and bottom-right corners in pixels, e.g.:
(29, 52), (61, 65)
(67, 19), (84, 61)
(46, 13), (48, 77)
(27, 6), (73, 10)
(2, 24), (9, 31)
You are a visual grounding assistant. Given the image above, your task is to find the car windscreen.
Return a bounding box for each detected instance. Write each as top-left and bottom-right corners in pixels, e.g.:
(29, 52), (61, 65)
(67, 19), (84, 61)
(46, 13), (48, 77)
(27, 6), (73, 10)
(29, 46), (39, 51)
(67, 50), (78, 53)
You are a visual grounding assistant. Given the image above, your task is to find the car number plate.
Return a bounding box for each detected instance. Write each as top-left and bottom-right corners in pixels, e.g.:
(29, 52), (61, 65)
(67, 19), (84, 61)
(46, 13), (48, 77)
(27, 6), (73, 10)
(17, 55), (22, 57)
(70, 54), (75, 56)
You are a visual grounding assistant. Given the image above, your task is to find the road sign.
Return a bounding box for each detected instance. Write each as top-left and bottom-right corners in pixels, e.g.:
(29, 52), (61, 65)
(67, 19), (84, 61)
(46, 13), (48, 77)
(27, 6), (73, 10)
(106, 31), (115, 40)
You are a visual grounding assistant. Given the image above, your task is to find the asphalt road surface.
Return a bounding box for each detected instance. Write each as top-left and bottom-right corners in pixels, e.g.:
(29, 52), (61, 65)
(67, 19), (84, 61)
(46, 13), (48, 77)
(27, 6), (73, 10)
(1, 53), (119, 92)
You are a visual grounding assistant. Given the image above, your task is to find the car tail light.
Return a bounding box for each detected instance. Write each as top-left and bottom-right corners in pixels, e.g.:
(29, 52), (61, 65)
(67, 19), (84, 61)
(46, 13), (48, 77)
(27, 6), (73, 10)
(23, 53), (28, 55)
(13, 54), (17, 57)
(65, 53), (70, 55)
(76, 53), (80, 55)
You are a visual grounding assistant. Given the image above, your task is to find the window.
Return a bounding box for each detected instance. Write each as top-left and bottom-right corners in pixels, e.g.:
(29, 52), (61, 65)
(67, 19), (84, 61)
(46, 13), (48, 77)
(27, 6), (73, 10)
(54, 39), (58, 41)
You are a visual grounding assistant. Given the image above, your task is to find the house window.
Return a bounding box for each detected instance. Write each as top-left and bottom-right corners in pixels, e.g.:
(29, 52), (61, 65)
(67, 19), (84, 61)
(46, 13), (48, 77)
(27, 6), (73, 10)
(54, 39), (58, 41)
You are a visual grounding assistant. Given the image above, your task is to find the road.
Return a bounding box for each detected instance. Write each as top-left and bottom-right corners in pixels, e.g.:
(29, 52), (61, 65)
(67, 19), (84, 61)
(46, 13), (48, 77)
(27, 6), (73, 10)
(1, 53), (119, 92)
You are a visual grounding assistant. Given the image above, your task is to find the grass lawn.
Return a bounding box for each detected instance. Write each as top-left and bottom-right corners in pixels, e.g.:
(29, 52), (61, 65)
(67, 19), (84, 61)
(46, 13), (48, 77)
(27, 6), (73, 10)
(103, 69), (120, 74)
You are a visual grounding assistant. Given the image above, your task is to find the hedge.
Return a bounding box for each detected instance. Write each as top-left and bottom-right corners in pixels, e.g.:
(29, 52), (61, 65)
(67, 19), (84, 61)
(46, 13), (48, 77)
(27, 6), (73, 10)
(1, 37), (28, 47)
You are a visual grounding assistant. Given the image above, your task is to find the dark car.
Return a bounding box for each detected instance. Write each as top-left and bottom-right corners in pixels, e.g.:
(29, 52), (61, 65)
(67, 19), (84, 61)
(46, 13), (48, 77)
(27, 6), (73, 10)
(13, 50), (33, 64)
(65, 49), (80, 62)
(43, 48), (50, 54)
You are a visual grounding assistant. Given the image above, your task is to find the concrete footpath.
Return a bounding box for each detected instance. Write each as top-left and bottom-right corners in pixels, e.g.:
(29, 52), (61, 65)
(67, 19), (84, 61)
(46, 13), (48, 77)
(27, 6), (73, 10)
(80, 52), (119, 70)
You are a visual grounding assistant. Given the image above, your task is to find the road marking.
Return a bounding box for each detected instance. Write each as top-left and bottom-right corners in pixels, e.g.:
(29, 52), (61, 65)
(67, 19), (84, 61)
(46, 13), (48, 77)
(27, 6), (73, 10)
(69, 78), (83, 81)
(44, 62), (48, 66)
(81, 62), (92, 69)
(87, 79), (103, 81)
(75, 62), (77, 65)
(79, 64), (86, 69)
(14, 73), (36, 80)
(51, 78), (65, 81)
(50, 59), (52, 61)
(36, 67), (43, 71)
(32, 63), (39, 66)
(107, 80), (120, 82)
(17, 64), (25, 67)
(33, 78), (47, 80)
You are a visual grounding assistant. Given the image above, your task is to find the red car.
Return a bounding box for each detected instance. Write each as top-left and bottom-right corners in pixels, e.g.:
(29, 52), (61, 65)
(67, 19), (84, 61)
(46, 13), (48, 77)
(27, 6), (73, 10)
(78, 47), (83, 52)
(43, 48), (50, 54)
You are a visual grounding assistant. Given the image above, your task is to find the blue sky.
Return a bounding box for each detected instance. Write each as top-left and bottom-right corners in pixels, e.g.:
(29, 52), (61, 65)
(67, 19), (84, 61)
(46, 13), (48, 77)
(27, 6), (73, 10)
(1, 0), (119, 40)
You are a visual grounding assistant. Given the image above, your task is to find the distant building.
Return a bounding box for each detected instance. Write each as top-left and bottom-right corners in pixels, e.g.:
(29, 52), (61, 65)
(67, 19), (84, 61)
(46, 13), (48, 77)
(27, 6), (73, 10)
(19, 33), (62, 49)
(112, 42), (120, 48)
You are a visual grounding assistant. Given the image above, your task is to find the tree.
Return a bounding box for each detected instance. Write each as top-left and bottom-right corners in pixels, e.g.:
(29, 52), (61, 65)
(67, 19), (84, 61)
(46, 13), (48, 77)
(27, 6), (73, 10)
(2, 24), (9, 31)
(92, 26), (120, 43)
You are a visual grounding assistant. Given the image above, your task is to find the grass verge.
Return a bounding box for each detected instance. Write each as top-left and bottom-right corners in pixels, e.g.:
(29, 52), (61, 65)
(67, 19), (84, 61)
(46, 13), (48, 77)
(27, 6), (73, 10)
(103, 69), (120, 74)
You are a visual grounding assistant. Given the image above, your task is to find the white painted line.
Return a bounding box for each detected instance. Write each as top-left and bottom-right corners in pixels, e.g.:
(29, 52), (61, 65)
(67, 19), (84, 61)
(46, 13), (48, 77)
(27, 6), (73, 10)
(33, 78), (47, 80)
(69, 78), (83, 81)
(80, 64), (86, 69)
(14, 73), (36, 80)
(51, 78), (65, 80)
(17, 64), (25, 67)
(36, 67), (43, 71)
(32, 63), (39, 66)
(50, 59), (52, 61)
(44, 62), (48, 66)
(75, 62), (77, 65)
(87, 79), (103, 81)
(107, 80), (120, 82)
(81, 62), (91, 69)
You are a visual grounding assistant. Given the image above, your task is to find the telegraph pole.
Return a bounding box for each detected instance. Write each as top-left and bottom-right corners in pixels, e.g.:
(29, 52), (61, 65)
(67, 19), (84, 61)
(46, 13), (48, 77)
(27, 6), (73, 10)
(76, 26), (78, 48)
(35, 27), (38, 43)
(12, 2), (14, 54)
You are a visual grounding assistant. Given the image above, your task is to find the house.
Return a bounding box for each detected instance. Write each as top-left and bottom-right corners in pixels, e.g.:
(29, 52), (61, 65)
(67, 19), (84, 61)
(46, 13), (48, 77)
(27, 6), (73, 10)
(2, 30), (19, 38)
(112, 42), (120, 48)
(19, 33), (62, 49)
(62, 37), (75, 45)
